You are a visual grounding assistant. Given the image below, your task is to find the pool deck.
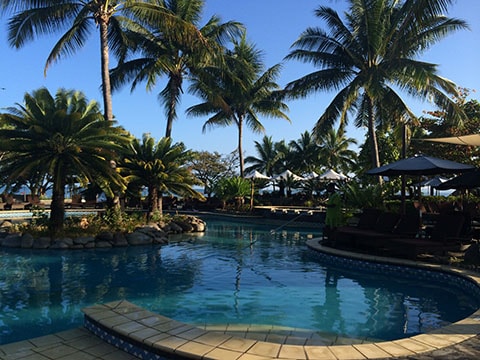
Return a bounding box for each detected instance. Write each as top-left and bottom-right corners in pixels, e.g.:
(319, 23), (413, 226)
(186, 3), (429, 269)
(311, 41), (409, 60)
(2, 240), (480, 359)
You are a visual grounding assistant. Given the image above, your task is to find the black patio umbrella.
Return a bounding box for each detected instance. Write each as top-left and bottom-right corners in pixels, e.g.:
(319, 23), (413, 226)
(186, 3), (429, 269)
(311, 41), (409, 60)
(366, 155), (475, 176)
(436, 169), (480, 190)
(367, 155), (475, 214)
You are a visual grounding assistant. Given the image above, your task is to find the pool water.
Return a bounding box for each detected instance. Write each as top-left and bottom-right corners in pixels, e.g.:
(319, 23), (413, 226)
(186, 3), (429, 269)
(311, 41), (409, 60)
(0, 218), (479, 345)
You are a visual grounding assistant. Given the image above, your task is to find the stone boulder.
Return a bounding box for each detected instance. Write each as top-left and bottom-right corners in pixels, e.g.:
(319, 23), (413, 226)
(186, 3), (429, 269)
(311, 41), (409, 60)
(126, 231), (153, 246)
(0, 215), (206, 249)
(21, 233), (35, 248)
(112, 232), (128, 247)
(74, 236), (95, 246)
(2, 234), (22, 248)
(33, 237), (51, 249)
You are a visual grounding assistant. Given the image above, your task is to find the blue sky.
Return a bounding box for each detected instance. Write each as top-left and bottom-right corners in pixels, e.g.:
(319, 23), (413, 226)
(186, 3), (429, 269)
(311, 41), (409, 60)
(0, 0), (479, 159)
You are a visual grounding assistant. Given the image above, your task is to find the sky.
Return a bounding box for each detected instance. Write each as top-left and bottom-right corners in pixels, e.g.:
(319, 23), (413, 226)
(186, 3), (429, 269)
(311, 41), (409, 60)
(0, 0), (479, 160)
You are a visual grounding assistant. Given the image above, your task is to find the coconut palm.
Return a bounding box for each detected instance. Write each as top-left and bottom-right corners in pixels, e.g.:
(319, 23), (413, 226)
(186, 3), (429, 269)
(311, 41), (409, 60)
(187, 33), (290, 177)
(284, 0), (468, 171)
(288, 131), (321, 175)
(0, 88), (131, 235)
(245, 136), (283, 178)
(317, 127), (358, 174)
(1, 0), (208, 121)
(110, 0), (243, 138)
(120, 135), (204, 216)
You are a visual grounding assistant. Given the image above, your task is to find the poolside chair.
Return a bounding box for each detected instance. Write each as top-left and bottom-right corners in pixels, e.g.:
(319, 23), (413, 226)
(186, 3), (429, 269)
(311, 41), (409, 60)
(387, 212), (470, 259)
(353, 213), (420, 252)
(334, 210), (403, 250)
(333, 208), (382, 247)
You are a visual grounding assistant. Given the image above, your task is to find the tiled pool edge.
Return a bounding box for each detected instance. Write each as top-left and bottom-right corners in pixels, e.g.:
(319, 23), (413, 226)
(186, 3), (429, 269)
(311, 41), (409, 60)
(80, 238), (480, 360)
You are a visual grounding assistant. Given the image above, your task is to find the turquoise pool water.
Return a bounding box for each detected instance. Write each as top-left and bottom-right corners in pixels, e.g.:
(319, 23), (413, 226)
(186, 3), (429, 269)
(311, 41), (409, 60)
(0, 218), (479, 345)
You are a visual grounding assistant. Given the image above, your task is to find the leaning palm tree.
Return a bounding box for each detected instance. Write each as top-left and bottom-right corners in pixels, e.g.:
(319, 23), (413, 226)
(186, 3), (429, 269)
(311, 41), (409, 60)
(1, 0), (208, 122)
(187, 34), (290, 177)
(120, 135), (204, 217)
(284, 0), (468, 171)
(0, 88), (132, 235)
(110, 0), (244, 138)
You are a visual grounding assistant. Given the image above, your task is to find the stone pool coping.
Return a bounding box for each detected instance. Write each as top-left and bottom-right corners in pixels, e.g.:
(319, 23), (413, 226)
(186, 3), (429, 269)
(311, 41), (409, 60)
(79, 239), (480, 360)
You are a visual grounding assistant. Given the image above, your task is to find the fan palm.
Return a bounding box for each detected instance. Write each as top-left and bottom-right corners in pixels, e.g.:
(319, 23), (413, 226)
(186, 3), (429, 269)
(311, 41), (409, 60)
(0, 88), (131, 235)
(187, 34), (290, 177)
(285, 0), (468, 171)
(1, 0), (208, 122)
(110, 0), (243, 138)
(120, 135), (204, 217)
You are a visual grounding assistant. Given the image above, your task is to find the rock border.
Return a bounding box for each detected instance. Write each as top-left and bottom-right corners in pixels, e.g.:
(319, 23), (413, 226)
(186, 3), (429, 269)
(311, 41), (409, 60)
(0, 215), (206, 250)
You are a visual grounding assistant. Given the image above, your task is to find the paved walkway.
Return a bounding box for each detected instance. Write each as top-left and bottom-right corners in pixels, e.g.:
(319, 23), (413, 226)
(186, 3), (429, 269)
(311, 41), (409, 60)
(1, 324), (480, 360)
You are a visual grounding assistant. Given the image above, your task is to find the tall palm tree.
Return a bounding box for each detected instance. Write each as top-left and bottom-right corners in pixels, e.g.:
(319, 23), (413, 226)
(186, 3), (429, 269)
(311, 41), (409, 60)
(110, 0), (243, 138)
(0, 88), (131, 235)
(284, 0), (468, 171)
(120, 135), (204, 217)
(187, 34), (290, 177)
(1, 0), (208, 122)
(317, 127), (358, 174)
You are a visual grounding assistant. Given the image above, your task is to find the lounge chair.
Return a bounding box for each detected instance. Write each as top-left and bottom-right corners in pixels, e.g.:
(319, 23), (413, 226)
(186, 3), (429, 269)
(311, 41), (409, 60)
(387, 212), (470, 259)
(332, 208), (382, 247)
(354, 213), (421, 252)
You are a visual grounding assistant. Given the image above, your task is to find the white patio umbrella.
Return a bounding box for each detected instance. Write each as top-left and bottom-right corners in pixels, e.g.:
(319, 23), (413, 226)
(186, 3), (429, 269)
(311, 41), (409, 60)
(303, 171), (319, 180)
(244, 170), (271, 180)
(318, 169), (349, 181)
(244, 171), (270, 210)
(273, 170), (305, 181)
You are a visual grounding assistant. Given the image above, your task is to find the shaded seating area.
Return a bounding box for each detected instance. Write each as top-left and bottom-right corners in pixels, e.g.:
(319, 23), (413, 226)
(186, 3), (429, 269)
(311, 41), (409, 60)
(330, 208), (473, 261)
(387, 212), (471, 259)
(333, 209), (420, 252)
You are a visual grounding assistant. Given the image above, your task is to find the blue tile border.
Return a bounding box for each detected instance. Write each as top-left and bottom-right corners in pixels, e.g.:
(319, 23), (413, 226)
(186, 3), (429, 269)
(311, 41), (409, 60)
(306, 240), (480, 301)
(84, 316), (175, 360)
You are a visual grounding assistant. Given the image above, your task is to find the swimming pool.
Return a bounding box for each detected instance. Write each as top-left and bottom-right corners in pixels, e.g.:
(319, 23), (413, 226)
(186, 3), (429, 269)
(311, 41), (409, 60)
(0, 218), (479, 345)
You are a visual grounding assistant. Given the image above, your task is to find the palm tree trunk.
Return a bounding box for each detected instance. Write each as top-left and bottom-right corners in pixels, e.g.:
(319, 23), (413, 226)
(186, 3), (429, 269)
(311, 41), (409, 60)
(238, 116), (244, 177)
(50, 175), (66, 236)
(366, 96), (382, 184)
(165, 72), (182, 138)
(99, 18), (113, 121)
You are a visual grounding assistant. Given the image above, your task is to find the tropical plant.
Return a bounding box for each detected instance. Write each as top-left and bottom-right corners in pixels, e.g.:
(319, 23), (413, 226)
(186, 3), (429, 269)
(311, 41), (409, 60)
(187, 33), (290, 177)
(213, 176), (250, 210)
(317, 127), (357, 174)
(0, 88), (131, 235)
(284, 0), (468, 173)
(245, 136), (284, 177)
(288, 131), (321, 174)
(110, 0), (243, 138)
(120, 134), (204, 217)
(1, 0), (208, 122)
(342, 181), (386, 211)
